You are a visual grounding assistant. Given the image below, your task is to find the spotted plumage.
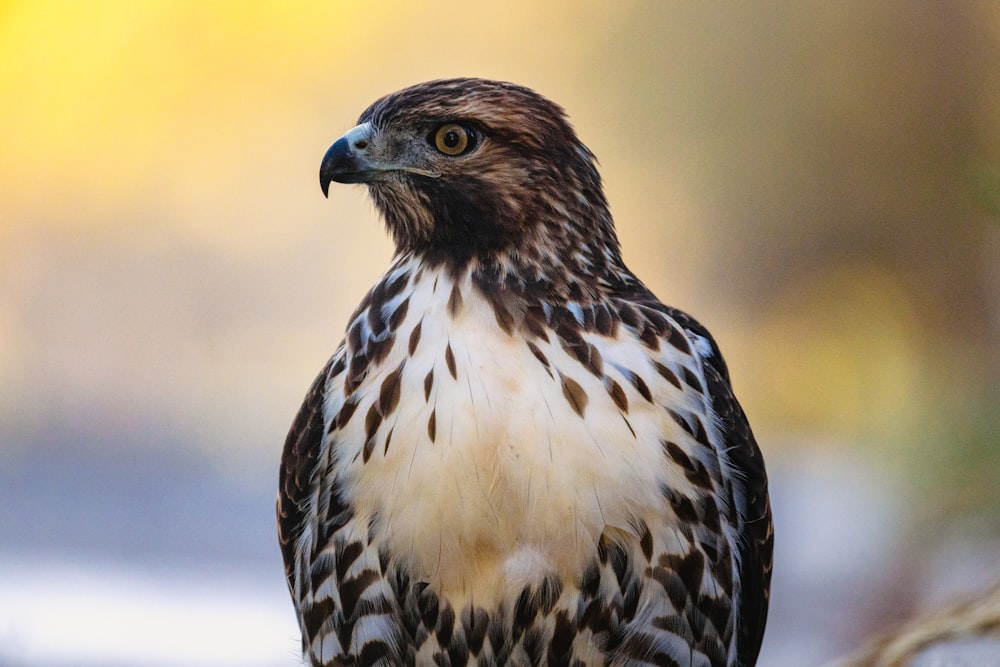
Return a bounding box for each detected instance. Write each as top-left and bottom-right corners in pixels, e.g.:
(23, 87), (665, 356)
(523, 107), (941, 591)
(277, 78), (772, 666)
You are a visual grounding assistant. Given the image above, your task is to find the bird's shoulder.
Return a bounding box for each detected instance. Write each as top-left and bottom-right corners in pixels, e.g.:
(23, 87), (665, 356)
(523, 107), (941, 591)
(612, 285), (773, 665)
(276, 348), (345, 581)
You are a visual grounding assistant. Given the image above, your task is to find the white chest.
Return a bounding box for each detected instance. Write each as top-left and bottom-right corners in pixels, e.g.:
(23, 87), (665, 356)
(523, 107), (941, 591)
(329, 269), (688, 606)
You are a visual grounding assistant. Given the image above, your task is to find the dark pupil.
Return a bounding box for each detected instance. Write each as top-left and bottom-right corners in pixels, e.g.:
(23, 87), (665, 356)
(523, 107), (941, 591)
(443, 130), (460, 148)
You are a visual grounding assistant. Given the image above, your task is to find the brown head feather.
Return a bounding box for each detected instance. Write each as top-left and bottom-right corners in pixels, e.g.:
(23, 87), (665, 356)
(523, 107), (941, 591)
(350, 78), (624, 285)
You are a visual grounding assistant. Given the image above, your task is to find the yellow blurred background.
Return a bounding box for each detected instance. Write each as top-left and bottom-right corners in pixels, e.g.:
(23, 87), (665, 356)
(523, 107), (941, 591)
(1, 2), (999, 665)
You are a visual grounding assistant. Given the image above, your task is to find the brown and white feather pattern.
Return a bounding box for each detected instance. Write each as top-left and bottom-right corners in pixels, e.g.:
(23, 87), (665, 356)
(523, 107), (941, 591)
(278, 78), (771, 667)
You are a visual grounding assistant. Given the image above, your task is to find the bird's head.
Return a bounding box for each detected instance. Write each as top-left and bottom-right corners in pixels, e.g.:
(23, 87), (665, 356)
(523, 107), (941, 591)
(320, 78), (621, 275)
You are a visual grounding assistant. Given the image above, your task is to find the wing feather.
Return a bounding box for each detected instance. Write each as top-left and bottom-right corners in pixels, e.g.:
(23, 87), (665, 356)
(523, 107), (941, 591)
(668, 307), (773, 665)
(277, 354), (337, 588)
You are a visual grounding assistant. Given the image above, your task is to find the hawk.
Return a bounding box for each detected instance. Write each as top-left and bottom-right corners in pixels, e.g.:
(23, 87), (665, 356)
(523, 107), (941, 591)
(278, 78), (772, 667)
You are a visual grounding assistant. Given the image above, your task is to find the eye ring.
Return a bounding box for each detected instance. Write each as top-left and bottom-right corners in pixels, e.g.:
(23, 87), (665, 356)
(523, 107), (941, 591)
(432, 123), (474, 156)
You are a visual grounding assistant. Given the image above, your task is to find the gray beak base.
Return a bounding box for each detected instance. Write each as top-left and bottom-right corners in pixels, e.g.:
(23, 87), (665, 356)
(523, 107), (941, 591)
(319, 123), (374, 196)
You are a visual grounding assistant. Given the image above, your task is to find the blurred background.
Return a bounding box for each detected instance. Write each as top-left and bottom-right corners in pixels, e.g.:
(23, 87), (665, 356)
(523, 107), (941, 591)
(1, 2), (999, 665)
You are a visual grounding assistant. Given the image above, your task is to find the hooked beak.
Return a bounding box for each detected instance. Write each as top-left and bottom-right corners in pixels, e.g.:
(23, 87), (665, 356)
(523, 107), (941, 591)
(319, 123), (375, 196)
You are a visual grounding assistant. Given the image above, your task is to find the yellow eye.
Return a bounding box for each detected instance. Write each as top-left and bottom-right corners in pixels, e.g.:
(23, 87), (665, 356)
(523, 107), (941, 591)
(433, 123), (471, 156)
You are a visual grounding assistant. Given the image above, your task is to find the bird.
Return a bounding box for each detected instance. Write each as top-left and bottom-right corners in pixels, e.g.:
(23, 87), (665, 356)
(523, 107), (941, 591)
(277, 78), (772, 667)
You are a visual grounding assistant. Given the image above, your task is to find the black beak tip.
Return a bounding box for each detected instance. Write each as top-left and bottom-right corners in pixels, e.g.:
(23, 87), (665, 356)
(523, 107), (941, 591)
(320, 174), (331, 198)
